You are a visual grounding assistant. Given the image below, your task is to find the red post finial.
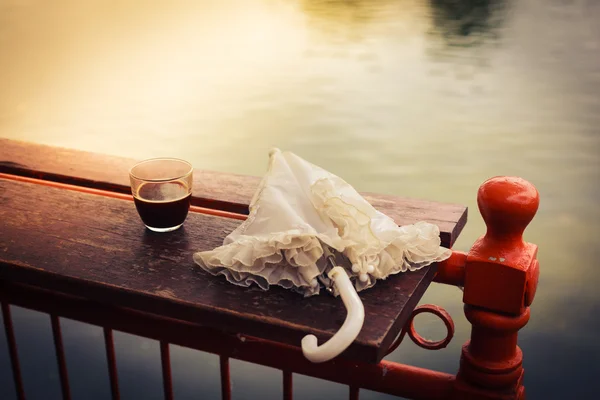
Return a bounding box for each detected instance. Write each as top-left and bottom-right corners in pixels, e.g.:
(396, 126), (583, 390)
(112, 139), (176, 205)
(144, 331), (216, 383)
(477, 176), (539, 245)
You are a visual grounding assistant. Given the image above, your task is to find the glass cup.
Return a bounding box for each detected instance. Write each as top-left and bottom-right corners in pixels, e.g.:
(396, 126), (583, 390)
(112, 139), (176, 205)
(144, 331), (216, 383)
(129, 158), (193, 232)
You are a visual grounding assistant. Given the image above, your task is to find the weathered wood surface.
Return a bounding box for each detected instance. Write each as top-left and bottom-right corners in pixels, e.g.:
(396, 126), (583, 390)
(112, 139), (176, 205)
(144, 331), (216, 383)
(0, 177), (439, 363)
(0, 138), (467, 247)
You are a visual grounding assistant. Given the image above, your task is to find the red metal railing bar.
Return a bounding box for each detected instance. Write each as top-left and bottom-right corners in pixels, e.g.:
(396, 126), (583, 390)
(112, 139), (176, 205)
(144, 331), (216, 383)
(283, 370), (292, 400)
(103, 328), (121, 400)
(0, 282), (455, 400)
(433, 251), (467, 287)
(1, 301), (26, 400)
(349, 386), (360, 400)
(0, 172), (246, 221)
(160, 341), (174, 400)
(220, 355), (231, 400)
(50, 315), (72, 400)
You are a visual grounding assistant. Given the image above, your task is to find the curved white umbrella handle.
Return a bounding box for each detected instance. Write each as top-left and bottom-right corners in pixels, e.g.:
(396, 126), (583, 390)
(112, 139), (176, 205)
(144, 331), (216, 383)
(301, 267), (365, 363)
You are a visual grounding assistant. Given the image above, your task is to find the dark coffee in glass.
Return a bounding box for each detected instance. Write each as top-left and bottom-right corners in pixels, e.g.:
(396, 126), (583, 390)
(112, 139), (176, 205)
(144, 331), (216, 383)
(129, 158), (193, 232)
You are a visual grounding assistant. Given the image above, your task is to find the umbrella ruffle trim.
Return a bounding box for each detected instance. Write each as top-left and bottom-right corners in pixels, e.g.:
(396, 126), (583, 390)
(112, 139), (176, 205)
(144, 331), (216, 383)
(193, 232), (329, 296)
(193, 205), (451, 298)
(192, 218), (450, 297)
(310, 177), (452, 294)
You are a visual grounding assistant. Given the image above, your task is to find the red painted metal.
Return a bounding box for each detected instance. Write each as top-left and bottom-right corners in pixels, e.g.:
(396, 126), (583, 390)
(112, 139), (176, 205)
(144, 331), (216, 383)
(103, 328), (121, 400)
(407, 305), (454, 351)
(349, 386), (360, 400)
(385, 304), (454, 355)
(449, 176), (540, 399)
(433, 251), (467, 287)
(1, 301), (26, 400)
(220, 356), (231, 400)
(283, 371), (293, 400)
(160, 342), (174, 400)
(0, 281), (455, 400)
(50, 315), (72, 400)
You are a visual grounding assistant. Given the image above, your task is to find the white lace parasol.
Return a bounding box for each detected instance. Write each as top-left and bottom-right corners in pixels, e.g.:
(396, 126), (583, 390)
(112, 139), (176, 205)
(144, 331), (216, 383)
(194, 148), (451, 362)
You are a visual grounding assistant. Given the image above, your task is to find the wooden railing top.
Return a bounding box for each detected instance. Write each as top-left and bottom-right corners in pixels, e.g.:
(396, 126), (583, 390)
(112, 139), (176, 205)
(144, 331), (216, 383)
(0, 138), (468, 363)
(0, 138), (467, 247)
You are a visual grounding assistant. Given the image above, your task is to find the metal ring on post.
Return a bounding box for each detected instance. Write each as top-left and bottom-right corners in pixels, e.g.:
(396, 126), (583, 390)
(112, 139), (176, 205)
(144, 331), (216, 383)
(385, 304), (454, 355)
(407, 305), (454, 350)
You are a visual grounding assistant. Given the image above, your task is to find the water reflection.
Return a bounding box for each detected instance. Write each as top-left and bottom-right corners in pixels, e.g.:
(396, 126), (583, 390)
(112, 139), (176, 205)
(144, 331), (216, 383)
(429, 0), (509, 46)
(1, 0), (599, 399)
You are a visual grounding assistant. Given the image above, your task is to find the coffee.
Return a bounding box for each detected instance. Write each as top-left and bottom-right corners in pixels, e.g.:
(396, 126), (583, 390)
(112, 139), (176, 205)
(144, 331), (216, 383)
(133, 181), (191, 230)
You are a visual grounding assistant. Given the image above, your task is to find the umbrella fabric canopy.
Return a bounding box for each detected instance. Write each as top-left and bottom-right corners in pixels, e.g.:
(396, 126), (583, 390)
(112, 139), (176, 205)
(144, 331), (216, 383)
(194, 148), (451, 297)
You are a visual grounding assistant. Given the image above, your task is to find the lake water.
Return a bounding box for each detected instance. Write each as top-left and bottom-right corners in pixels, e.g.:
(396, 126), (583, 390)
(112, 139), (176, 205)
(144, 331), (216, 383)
(1, 0), (599, 399)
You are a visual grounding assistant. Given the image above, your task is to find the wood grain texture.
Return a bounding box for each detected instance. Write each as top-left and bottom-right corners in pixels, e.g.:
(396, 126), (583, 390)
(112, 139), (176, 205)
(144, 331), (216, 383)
(0, 138), (467, 247)
(0, 177), (439, 363)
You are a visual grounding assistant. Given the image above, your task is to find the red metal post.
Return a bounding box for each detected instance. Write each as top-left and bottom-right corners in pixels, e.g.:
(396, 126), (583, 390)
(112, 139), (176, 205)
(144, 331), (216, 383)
(50, 315), (72, 400)
(349, 386), (360, 400)
(220, 355), (231, 400)
(160, 341), (174, 400)
(283, 370), (293, 400)
(451, 176), (540, 400)
(1, 301), (26, 400)
(103, 328), (121, 400)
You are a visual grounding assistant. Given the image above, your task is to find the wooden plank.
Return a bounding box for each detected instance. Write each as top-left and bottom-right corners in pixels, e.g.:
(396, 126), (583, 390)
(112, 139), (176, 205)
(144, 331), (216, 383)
(0, 138), (467, 247)
(0, 177), (438, 363)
